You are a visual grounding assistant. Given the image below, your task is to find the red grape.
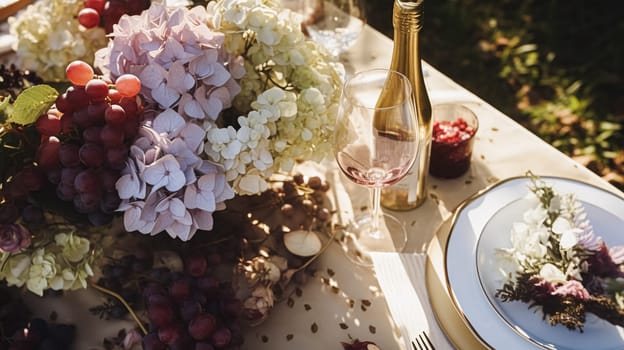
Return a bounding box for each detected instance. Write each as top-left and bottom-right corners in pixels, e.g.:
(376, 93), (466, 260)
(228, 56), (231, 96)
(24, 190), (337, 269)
(82, 126), (102, 143)
(102, 1), (126, 33)
(60, 167), (81, 185)
(66, 61), (94, 86)
(100, 124), (124, 147)
(158, 325), (182, 345)
(59, 143), (81, 167)
(60, 113), (74, 134)
(36, 136), (61, 170)
(179, 300), (202, 323)
(79, 142), (105, 167)
(72, 108), (93, 129)
(106, 146), (129, 169)
(188, 313), (217, 341)
(142, 332), (167, 350)
(87, 102), (108, 124)
(210, 328), (231, 348)
(74, 169), (99, 194)
(35, 113), (61, 136)
(169, 279), (192, 301)
(147, 296), (174, 327)
(118, 97), (139, 117)
(78, 8), (100, 28)
(115, 74), (141, 97)
(66, 86), (89, 108)
(108, 88), (123, 104)
(85, 79), (109, 102)
(185, 255), (208, 277)
(84, 0), (106, 13)
(104, 104), (126, 126)
(55, 93), (73, 113)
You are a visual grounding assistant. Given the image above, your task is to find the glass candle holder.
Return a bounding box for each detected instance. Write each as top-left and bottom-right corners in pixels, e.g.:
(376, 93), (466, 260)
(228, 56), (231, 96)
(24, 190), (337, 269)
(429, 103), (479, 179)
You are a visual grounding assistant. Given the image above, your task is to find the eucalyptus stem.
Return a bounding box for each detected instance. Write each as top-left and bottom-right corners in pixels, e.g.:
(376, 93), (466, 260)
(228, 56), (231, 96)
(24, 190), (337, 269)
(89, 281), (147, 336)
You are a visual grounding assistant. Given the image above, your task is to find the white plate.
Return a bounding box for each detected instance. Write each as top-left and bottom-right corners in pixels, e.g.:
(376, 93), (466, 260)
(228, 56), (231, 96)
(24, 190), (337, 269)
(445, 176), (624, 350)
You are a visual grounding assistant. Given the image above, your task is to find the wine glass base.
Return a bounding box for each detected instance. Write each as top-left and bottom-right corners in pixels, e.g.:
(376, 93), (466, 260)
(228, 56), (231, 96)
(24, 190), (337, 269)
(339, 213), (408, 267)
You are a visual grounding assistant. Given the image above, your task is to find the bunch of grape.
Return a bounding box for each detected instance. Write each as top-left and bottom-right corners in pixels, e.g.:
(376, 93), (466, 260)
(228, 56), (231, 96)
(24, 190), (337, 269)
(94, 248), (244, 350)
(35, 60), (143, 225)
(78, 0), (151, 33)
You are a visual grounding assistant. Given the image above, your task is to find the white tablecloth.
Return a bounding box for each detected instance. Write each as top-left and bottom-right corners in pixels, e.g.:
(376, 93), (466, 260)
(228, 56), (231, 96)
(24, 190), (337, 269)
(17, 23), (624, 350)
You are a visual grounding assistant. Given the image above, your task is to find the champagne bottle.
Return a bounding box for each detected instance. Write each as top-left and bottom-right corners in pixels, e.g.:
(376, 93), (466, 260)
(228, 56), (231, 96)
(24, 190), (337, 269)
(380, 0), (432, 210)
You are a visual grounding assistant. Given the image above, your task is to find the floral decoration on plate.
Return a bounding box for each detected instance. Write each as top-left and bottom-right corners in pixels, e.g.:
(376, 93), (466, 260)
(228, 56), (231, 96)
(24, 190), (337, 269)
(495, 175), (624, 331)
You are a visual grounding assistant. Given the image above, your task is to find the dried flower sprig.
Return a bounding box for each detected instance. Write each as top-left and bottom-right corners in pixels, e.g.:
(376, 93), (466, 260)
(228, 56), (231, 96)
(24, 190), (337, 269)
(496, 175), (624, 331)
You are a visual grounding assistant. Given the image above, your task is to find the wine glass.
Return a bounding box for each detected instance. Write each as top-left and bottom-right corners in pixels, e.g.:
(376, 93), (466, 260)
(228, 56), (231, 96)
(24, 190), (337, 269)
(286, 0), (366, 57)
(333, 68), (419, 265)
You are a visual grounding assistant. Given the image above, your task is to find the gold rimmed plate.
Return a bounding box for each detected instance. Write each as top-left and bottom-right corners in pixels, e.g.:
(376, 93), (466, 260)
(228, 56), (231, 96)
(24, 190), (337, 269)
(428, 176), (624, 350)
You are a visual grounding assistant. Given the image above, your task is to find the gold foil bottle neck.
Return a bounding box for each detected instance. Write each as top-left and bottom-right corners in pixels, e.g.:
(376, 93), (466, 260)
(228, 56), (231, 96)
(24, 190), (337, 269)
(393, 0), (424, 32)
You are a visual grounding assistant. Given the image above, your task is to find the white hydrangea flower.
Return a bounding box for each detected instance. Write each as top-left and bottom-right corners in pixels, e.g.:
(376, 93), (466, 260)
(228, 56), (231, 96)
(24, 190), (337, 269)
(203, 0), (342, 195)
(9, 0), (107, 81)
(0, 253), (31, 287)
(55, 233), (90, 263)
(27, 248), (59, 296)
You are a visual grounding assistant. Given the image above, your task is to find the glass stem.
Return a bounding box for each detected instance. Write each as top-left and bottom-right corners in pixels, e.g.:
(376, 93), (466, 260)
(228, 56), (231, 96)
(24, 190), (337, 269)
(371, 186), (382, 239)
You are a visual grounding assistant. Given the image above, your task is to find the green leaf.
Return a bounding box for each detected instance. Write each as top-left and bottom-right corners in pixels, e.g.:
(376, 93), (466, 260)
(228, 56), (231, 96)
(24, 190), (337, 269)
(8, 85), (59, 126)
(0, 96), (11, 123)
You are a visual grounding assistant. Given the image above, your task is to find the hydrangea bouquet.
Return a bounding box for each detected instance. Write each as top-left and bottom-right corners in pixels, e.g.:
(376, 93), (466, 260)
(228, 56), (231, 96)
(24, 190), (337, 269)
(496, 176), (624, 331)
(95, 0), (342, 240)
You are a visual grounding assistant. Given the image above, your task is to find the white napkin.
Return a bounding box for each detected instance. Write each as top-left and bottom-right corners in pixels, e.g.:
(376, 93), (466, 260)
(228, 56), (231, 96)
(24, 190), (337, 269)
(371, 252), (454, 350)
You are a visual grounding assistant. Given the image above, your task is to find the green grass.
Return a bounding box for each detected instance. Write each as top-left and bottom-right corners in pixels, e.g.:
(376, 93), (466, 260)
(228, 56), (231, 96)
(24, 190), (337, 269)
(365, 0), (624, 190)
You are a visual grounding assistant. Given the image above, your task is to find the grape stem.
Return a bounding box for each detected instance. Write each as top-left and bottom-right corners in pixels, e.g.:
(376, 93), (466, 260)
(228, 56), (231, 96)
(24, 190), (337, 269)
(89, 281), (147, 336)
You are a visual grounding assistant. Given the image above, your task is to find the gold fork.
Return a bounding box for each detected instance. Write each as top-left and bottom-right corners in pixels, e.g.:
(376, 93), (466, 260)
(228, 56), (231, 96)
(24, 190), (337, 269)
(411, 331), (435, 350)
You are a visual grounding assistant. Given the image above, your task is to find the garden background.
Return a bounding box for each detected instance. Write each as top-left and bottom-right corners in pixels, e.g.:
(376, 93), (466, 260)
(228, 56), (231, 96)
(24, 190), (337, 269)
(366, 0), (624, 191)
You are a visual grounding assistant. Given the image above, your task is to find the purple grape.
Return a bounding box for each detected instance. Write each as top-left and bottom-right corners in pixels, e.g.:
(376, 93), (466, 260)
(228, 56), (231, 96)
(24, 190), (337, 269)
(147, 295), (174, 328)
(179, 299), (202, 323)
(78, 143), (105, 168)
(73, 169), (99, 194)
(210, 327), (231, 348)
(59, 144), (81, 168)
(87, 101), (107, 124)
(56, 183), (76, 201)
(157, 324), (182, 345)
(188, 313), (217, 341)
(169, 278), (192, 302)
(142, 332), (166, 350)
(185, 255), (208, 277)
